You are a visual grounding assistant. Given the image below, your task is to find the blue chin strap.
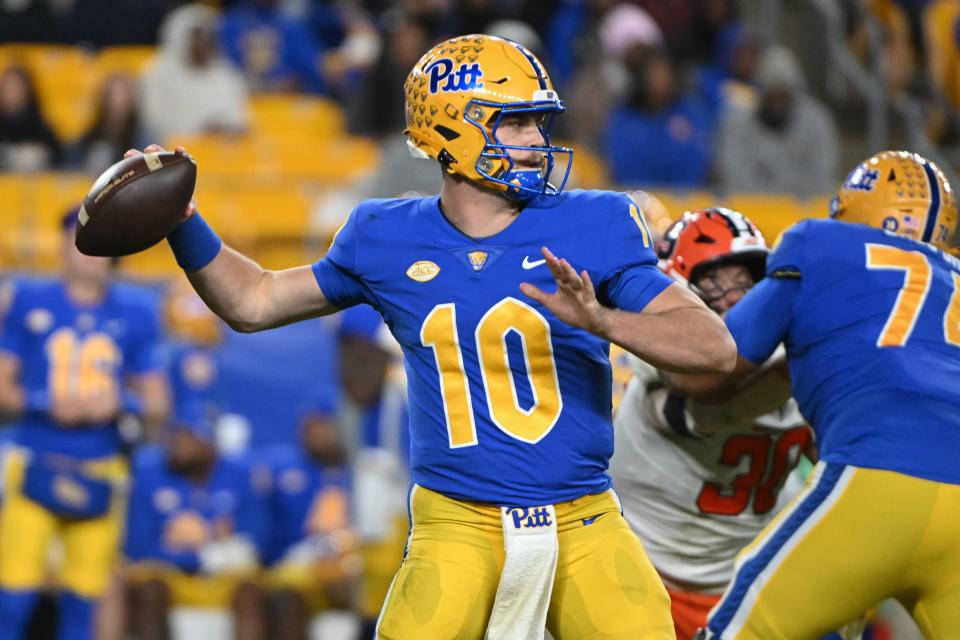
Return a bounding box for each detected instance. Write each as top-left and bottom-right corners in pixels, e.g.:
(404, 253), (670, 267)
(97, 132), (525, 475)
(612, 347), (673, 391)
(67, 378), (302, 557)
(464, 97), (573, 203)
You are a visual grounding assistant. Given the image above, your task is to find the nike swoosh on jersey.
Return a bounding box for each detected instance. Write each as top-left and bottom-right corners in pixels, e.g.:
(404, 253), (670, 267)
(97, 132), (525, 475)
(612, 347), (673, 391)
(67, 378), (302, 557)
(522, 257), (547, 269)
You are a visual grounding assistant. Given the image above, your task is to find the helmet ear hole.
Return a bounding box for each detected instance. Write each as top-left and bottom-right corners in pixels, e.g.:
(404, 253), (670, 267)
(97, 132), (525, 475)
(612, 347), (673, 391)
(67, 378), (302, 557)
(437, 149), (456, 167)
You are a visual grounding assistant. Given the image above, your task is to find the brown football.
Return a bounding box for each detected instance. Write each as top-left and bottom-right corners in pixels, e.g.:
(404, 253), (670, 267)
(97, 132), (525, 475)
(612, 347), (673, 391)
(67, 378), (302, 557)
(75, 150), (197, 257)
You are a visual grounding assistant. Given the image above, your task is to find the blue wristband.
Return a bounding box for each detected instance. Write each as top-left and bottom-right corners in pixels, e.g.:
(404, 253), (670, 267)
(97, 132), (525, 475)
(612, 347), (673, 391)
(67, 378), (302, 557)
(167, 213), (222, 271)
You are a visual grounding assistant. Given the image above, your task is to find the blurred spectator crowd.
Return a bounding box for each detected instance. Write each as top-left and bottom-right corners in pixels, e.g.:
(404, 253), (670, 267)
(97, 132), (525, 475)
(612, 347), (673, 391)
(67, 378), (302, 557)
(0, 0), (957, 196)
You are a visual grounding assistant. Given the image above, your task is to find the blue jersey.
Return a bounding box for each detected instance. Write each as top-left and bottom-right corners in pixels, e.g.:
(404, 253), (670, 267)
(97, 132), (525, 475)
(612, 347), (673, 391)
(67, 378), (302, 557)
(259, 446), (351, 565)
(726, 219), (960, 484)
(125, 447), (267, 573)
(313, 190), (671, 505)
(0, 277), (162, 459)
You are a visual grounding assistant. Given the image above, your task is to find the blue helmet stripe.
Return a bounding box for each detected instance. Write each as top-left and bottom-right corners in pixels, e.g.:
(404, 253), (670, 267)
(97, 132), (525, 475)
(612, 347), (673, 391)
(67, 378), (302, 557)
(921, 161), (942, 243)
(512, 43), (547, 91)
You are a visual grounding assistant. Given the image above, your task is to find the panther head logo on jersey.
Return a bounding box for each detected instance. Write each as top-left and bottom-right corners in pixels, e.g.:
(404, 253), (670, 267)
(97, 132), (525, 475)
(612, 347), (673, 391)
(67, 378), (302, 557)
(403, 34), (573, 202)
(656, 208), (768, 302)
(830, 150), (958, 250)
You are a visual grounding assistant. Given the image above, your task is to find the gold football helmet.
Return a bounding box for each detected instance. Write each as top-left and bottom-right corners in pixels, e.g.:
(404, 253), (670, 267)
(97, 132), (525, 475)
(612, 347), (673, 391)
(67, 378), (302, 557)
(404, 34), (572, 201)
(830, 150), (957, 249)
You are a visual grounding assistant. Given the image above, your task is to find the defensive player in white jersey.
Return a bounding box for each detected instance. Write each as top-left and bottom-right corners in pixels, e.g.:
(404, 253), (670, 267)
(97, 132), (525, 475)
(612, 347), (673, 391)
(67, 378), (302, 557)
(609, 209), (812, 640)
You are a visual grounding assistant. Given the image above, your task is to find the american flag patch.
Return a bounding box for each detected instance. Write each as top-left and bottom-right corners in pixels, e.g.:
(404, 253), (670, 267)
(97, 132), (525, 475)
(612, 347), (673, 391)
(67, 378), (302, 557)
(902, 215), (922, 230)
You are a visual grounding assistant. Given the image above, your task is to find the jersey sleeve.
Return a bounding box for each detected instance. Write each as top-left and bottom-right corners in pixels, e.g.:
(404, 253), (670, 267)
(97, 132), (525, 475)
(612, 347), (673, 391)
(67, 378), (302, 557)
(0, 281), (29, 360)
(311, 208), (377, 310)
(725, 276), (800, 364)
(766, 221), (809, 279)
(596, 193), (671, 311)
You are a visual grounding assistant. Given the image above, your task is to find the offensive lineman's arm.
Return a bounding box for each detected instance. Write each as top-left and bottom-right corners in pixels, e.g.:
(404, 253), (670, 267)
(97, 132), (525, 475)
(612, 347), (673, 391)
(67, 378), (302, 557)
(660, 275), (798, 402)
(127, 146), (338, 332)
(520, 247), (737, 374)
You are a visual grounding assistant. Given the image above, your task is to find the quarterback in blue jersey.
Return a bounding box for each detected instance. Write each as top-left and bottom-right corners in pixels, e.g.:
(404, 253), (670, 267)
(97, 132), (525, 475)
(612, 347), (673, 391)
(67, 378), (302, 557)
(0, 212), (168, 640)
(668, 151), (960, 640)
(128, 34), (735, 639)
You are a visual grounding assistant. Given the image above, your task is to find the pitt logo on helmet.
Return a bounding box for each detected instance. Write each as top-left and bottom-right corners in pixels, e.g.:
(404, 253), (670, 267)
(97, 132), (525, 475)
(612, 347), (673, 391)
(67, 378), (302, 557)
(425, 59), (484, 93)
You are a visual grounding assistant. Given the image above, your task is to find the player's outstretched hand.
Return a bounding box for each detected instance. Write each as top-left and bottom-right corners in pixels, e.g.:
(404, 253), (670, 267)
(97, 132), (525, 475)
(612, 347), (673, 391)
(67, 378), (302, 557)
(124, 144), (198, 222)
(520, 247), (610, 337)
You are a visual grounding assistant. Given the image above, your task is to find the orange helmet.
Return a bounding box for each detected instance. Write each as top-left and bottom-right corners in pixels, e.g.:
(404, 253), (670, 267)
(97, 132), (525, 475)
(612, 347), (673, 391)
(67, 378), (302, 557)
(404, 34), (572, 201)
(656, 208), (768, 298)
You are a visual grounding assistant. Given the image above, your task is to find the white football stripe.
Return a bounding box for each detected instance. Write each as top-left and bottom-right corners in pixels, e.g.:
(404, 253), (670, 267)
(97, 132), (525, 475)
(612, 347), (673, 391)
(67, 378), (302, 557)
(144, 152), (163, 172)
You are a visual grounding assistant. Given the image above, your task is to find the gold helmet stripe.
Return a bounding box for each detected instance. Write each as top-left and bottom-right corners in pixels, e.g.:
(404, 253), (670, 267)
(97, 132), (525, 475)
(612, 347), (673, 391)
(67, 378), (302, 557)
(921, 161), (942, 244)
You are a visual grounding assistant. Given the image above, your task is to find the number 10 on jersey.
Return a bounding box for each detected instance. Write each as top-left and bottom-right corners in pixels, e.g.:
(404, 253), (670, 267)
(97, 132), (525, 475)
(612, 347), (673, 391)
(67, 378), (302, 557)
(421, 297), (563, 448)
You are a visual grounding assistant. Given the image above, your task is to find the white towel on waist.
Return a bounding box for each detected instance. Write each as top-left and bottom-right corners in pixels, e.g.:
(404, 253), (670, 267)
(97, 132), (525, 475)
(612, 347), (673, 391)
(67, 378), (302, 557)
(485, 505), (559, 640)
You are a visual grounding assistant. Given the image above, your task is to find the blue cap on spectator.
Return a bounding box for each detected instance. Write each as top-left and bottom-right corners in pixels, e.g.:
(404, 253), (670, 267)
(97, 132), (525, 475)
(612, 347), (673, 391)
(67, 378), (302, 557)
(338, 304), (383, 342)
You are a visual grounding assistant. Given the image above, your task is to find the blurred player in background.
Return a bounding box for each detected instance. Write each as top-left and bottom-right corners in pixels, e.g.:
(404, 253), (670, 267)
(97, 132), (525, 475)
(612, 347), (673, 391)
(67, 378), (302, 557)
(259, 396), (359, 640)
(666, 151), (960, 639)
(124, 408), (266, 640)
(131, 33), (736, 638)
(337, 304), (409, 639)
(609, 208), (811, 640)
(0, 210), (168, 640)
(163, 274), (224, 433)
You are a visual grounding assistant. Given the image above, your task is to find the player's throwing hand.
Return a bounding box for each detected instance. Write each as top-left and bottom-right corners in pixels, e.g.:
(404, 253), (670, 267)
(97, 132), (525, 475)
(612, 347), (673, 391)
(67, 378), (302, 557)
(124, 144), (198, 222)
(520, 246), (610, 337)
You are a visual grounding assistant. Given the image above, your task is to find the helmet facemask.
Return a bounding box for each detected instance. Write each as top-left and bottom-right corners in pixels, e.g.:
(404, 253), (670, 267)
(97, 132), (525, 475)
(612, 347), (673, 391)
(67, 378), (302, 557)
(464, 95), (572, 203)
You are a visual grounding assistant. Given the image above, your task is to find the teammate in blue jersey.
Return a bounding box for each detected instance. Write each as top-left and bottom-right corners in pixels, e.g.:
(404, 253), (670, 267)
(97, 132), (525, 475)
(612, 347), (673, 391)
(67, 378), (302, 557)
(124, 410), (267, 640)
(128, 33), (735, 639)
(0, 211), (168, 640)
(259, 398), (358, 640)
(666, 151), (960, 639)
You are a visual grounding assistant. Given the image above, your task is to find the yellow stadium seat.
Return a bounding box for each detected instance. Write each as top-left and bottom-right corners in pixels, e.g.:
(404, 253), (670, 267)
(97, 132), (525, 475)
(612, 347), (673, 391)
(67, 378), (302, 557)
(120, 242), (179, 279)
(724, 193), (830, 241)
(924, 0), (960, 109)
(170, 132), (380, 184)
(95, 46), (157, 76)
(0, 175), (29, 268)
(0, 45), (99, 142)
(27, 173), (92, 270)
(249, 94), (345, 141)
(194, 181), (312, 240)
(553, 141), (608, 189)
